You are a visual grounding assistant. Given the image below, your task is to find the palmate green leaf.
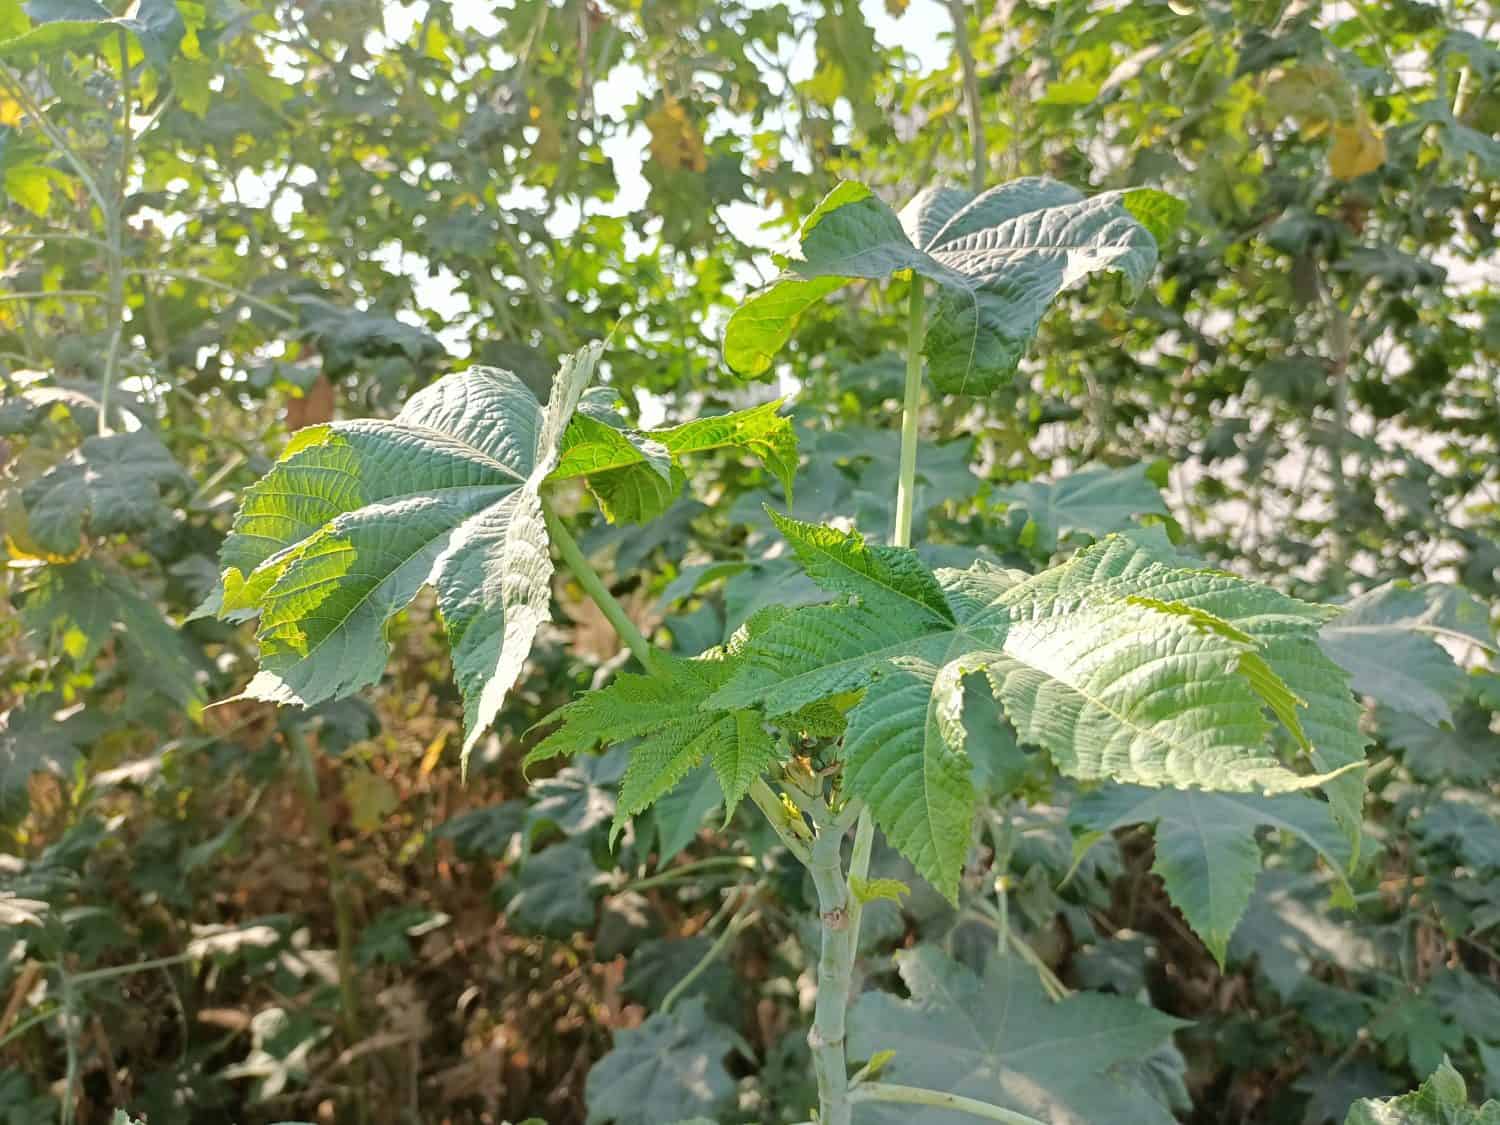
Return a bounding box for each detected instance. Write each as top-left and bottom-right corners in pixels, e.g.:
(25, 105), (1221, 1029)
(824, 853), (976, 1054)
(21, 431), (185, 556)
(0, 695), (104, 822)
(503, 839), (601, 938)
(993, 461), (1170, 552)
(24, 561), (202, 709)
(724, 178), (1175, 396)
(549, 391), (796, 524)
(1071, 785), (1352, 966)
(847, 946), (1189, 1125)
(290, 295), (445, 377)
(1040, 528), (1372, 851)
(217, 344), (600, 764)
(711, 518), (1364, 900)
(1319, 581), (1495, 726)
(584, 997), (741, 1125)
(1378, 703), (1500, 783)
(525, 652), (782, 833)
(1345, 1059), (1500, 1125)
(0, 0), (185, 66)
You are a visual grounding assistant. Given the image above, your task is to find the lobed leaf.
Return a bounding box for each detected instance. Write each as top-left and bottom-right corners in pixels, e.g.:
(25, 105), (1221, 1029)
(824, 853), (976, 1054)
(584, 998), (741, 1125)
(1318, 581), (1495, 726)
(847, 945), (1188, 1125)
(1344, 1059), (1500, 1124)
(993, 461), (1170, 552)
(714, 522), (1366, 899)
(22, 431), (185, 556)
(217, 344), (600, 764)
(724, 177), (1169, 397)
(1072, 784), (1352, 965)
(527, 651), (782, 832)
(550, 392), (797, 525)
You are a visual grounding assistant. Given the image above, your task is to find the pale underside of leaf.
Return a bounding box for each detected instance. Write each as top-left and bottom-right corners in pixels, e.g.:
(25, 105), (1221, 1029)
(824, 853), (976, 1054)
(848, 945), (1186, 1125)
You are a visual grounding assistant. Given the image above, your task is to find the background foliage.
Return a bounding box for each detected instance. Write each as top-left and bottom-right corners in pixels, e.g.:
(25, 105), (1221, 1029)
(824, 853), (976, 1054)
(1, 0), (1498, 1122)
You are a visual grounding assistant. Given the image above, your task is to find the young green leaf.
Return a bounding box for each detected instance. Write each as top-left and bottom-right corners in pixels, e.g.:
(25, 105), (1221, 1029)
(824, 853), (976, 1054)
(848, 875), (909, 905)
(217, 344), (600, 763)
(526, 651), (783, 832)
(724, 178), (1174, 396)
(1344, 1058), (1500, 1124)
(712, 518), (1364, 900)
(550, 392), (797, 524)
(847, 945), (1189, 1125)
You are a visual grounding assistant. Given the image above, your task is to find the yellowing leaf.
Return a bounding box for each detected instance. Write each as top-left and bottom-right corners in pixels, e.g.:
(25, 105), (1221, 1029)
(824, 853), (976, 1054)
(1330, 112), (1386, 180)
(646, 97), (708, 174)
(529, 97), (562, 163)
(849, 875), (910, 904)
(172, 57), (214, 117)
(1263, 62), (1347, 127)
(4, 165), (51, 218)
(61, 627), (89, 660)
(4, 496), (86, 565)
(419, 729), (449, 776)
(345, 771), (398, 833)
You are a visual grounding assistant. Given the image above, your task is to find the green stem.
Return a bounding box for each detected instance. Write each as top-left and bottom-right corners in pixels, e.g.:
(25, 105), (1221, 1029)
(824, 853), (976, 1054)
(625, 854), (756, 893)
(892, 278), (926, 551)
(288, 727), (368, 1125)
(99, 30), (132, 437)
(851, 1083), (1049, 1124)
(0, 291), (105, 304)
(946, 0), (987, 192)
(127, 267), (299, 322)
(59, 972), (78, 1125)
(800, 275), (933, 1123)
(542, 500), (656, 669)
(843, 808), (875, 948)
(660, 891), (758, 1013)
(747, 778), (813, 866)
(808, 820), (856, 1125)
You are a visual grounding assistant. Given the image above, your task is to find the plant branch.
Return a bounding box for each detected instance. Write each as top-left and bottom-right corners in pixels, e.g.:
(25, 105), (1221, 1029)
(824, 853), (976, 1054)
(127, 267), (299, 322)
(660, 890), (759, 1013)
(0, 291), (104, 304)
(946, 0), (988, 192)
(747, 778), (813, 866)
(98, 30), (133, 437)
(286, 729), (364, 1046)
(0, 62), (110, 214)
(625, 854), (757, 893)
(892, 278), (926, 550)
(287, 726), (370, 1124)
(851, 1082), (1049, 1124)
(542, 499), (657, 670)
